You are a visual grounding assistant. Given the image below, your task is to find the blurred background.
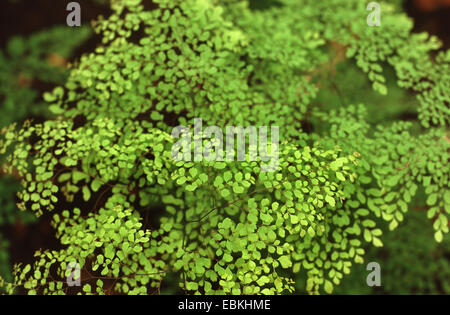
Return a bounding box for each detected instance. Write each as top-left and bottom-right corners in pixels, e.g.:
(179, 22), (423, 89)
(0, 0), (448, 294)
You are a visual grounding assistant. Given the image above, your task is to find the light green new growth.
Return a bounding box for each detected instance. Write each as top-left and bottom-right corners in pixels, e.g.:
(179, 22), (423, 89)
(0, 0), (448, 295)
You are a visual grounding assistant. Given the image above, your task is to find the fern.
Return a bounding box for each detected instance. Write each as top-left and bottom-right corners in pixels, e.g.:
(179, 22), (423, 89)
(0, 0), (448, 295)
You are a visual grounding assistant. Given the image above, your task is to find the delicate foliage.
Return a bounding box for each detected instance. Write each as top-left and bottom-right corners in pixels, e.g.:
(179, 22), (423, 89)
(0, 0), (448, 295)
(0, 26), (91, 127)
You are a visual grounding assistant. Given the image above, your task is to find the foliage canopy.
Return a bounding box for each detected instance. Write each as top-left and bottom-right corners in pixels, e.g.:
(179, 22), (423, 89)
(0, 0), (449, 295)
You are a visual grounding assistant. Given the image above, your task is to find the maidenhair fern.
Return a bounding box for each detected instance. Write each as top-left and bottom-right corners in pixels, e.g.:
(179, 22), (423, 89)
(0, 0), (448, 295)
(0, 26), (91, 127)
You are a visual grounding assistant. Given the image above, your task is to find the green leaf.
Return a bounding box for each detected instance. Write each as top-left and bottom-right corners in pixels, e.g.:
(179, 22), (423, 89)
(307, 226), (315, 237)
(91, 179), (102, 192)
(82, 186), (91, 202)
(325, 195), (336, 207)
(364, 229), (372, 242)
(221, 189), (230, 198)
(324, 280), (333, 294)
(372, 237), (383, 247)
(336, 172), (345, 181)
(83, 284), (91, 293)
(434, 231), (443, 243)
(105, 244), (115, 260)
(278, 256), (292, 268)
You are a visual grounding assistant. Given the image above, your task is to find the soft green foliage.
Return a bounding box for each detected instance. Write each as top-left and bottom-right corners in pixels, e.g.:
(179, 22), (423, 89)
(0, 177), (34, 226)
(0, 176), (35, 284)
(0, 234), (12, 284)
(0, 26), (91, 127)
(0, 25), (91, 286)
(333, 210), (450, 294)
(10, 206), (158, 295)
(0, 0), (448, 295)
